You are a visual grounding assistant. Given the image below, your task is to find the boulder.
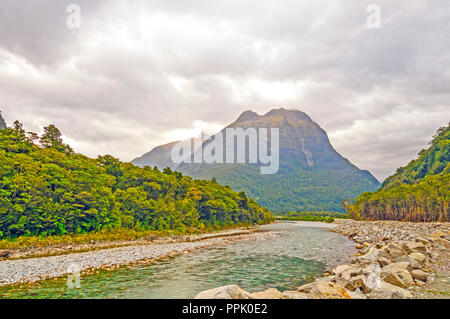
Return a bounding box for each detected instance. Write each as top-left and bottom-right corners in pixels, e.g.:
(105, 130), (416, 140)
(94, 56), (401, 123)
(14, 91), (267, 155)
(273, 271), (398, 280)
(381, 269), (414, 288)
(331, 265), (354, 276)
(280, 291), (309, 299)
(250, 288), (282, 299)
(340, 267), (363, 281)
(411, 269), (427, 282)
(386, 243), (406, 258)
(369, 281), (413, 299)
(0, 250), (10, 258)
(403, 241), (427, 254)
(194, 285), (252, 299)
(394, 255), (422, 270)
(382, 261), (412, 273)
(306, 281), (355, 299)
(377, 257), (391, 267)
(297, 282), (318, 294)
(352, 247), (387, 266)
(415, 237), (431, 246)
(346, 275), (366, 291)
(408, 252), (426, 265)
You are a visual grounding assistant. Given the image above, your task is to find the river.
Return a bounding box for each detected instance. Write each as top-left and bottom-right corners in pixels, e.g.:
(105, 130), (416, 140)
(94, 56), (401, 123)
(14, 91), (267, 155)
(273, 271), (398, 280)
(0, 221), (356, 299)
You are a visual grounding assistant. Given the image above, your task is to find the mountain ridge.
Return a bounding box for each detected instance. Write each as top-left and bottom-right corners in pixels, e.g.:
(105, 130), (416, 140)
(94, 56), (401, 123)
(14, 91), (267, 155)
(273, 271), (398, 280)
(133, 108), (380, 212)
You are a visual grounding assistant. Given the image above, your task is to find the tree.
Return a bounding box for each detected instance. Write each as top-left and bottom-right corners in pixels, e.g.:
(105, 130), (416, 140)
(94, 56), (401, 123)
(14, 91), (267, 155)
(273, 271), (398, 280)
(40, 124), (73, 153)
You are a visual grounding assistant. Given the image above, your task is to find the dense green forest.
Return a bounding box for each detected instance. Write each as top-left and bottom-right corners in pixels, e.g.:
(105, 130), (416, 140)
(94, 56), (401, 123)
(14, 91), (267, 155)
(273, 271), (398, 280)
(0, 122), (273, 239)
(347, 124), (449, 222)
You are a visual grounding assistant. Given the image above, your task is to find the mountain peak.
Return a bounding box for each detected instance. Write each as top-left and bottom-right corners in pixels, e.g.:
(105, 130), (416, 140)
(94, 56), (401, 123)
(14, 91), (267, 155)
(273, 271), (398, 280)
(235, 110), (259, 123)
(264, 108), (312, 122)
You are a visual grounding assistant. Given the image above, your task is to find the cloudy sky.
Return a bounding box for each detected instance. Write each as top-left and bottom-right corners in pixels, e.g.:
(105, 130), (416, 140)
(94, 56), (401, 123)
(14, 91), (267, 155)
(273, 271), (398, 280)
(0, 0), (449, 181)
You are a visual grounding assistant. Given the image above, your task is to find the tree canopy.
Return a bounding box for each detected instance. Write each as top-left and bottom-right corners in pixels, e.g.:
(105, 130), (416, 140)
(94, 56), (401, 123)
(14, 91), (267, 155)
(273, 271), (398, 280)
(347, 124), (449, 222)
(0, 122), (272, 239)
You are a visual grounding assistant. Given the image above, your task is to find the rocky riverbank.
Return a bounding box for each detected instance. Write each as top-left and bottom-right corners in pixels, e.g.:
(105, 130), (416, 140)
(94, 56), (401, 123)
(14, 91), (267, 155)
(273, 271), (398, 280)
(195, 220), (449, 299)
(0, 228), (275, 287)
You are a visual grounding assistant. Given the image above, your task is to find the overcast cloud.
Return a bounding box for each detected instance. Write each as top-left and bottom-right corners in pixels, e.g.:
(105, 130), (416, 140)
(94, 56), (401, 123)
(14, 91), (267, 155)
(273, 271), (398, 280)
(0, 0), (449, 181)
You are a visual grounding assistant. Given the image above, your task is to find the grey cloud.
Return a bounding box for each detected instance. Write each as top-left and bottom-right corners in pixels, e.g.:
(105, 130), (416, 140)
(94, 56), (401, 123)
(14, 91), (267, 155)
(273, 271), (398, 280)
(0, 0), (449, 181)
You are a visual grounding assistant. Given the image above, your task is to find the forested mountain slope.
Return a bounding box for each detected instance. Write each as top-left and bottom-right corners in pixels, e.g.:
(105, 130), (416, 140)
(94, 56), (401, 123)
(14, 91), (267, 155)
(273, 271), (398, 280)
(348, 124), (449, 222)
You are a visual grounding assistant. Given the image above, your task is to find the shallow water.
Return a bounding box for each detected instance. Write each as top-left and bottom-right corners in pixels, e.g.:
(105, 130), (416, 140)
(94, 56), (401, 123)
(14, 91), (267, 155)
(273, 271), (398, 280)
(0, 222), (355, 299)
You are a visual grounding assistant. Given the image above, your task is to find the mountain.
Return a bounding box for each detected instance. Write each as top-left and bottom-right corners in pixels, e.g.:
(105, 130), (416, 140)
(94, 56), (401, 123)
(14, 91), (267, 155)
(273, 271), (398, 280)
(132, 141), (181, 171)
(134, 108), (380, 212)
(348, 123), (449, 222)
(0, 111), (6, 129)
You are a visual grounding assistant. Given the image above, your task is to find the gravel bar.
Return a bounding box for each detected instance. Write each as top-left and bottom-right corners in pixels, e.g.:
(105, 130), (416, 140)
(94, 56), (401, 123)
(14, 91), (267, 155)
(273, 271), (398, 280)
(0, 230), (267, 286)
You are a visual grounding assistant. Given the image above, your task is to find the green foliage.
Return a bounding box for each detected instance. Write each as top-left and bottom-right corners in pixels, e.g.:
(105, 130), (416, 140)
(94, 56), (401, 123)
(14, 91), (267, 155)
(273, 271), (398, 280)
(349, 124), (450, 222)
(0, 123), (273, 239)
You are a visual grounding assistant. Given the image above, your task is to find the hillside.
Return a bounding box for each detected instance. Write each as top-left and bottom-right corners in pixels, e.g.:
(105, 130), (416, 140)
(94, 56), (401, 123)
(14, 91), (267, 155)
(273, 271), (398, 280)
(134, 108), (380, 212)
(0, 121), (272, 239)
(132, 141), (181, 171)
(348, 123), (449, 222)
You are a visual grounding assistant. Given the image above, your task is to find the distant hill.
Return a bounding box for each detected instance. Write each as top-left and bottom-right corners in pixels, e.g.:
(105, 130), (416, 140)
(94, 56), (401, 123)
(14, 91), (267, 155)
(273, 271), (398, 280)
(132, 141), (181, 171)
(134, 108), (380, 212)
(348, 123), (449, 222)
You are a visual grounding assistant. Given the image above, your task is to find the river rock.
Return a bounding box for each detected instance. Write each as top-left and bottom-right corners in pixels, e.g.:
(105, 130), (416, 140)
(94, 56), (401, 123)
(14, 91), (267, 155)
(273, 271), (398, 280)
(194, 285), (252, 299)
(382, 261), (412, 273)
(403, 241), (427, 254)
(352, 247), (387, 266)
(280, 291), (309, 299)
(0, 250), (10, 258)
(415, 237), (431, 246)
(381, 269), (414, 288)
(305, 281), (355, 299)
(385, 243), (406, 258)
(411, 269), (428, 282)
(297, 282), (315, 293)
(394, 255), (422, 270)
(346, 275), (366, 291)
(250, 288), (282, 299)
(331, 265), (354, 276)
(369, 281), (413, 299)
(408, 252), (426, 265)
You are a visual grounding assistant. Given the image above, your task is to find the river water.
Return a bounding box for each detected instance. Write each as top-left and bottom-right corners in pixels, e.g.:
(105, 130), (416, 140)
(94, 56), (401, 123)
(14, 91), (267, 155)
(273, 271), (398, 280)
(0, 221), (355, 299)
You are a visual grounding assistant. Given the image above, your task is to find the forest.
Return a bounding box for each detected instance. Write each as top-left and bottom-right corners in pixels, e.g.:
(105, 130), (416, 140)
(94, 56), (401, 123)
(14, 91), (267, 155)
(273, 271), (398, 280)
(347, 124), (449, 222)
(0, 121), (273, 239)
